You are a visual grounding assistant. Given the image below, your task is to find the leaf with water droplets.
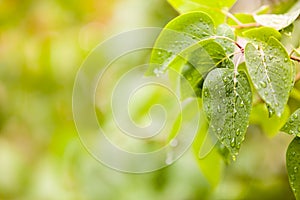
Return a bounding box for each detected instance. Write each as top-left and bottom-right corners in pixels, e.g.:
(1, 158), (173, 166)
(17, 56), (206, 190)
(243, 27), (281, 42)
(167, 0), (237, 25)
(254, 9), (300, 30)
(281, 109), (300, 137)
(286, 137), (300, 199)
(245, 37), (294, 117)
(216, 24), (235, 56)
(147, 12), (215, 76)
(202, 68), (252, 158)
(179, 39), (233, 99)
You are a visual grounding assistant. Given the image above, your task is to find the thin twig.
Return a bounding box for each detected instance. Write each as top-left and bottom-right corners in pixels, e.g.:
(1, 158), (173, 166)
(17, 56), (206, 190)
(291, 55), (300, 63)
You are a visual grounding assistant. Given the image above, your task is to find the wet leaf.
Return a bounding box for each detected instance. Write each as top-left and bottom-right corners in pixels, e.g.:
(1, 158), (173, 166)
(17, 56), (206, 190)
(254, 10), (300, 30)
(281, 109), (300, 136)
(245, 37), (294, 116)
(286, 137), (300, 199)
(216, 24), (235, 56)
(148, 12), (214, 76)
(202, 68), (252, 159)
(167, 0), (237, 25)
(179, 39), (233, 99)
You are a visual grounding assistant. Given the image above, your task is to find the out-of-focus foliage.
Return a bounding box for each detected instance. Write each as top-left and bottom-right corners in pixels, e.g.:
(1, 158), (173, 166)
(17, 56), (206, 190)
(0, 0), (299, 199)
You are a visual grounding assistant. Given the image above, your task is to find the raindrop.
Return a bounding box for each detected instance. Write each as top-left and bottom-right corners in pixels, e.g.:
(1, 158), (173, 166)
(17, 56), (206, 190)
(259, 81), (267, 88)
(236, 129), (240, 136)
(284, 58), (288, 62)
(217, 105), (221, 113)
(240, 101), (244, 108)
(293, 114), (298, 119)
(217, 128), (222, 134)
(230, 137), (235, 147)
(289, 130), (295, 135)
(204, 90), (208, 97)
(294, 166), (298, 173)
(170, 139), (178, 147)
(165, 153), (173, 165)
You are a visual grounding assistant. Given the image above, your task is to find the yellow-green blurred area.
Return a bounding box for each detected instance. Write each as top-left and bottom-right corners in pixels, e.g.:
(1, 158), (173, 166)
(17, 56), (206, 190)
(0, 0), (300, 199)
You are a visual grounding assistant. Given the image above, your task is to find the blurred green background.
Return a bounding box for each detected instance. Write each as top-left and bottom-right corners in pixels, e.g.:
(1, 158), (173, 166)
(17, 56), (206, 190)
(0, 0), (300, 199)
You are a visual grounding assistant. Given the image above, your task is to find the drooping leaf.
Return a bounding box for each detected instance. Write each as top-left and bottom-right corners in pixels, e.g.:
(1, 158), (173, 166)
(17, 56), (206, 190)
(281, 109), (300, 136)
(192, 114), (223, 188)
(250, 104), (290, 137)
(254, 10), (300, 30)
(286, 137), (300, 199)
(245, 37), (294, 116)
(243, 27), (281, 42)
(216, 24), (235, 56)
(202, 68), (252, 159)
(167, 0), (237, 25)
(179, 39), (233, 99)
(148, 12), (215, 76)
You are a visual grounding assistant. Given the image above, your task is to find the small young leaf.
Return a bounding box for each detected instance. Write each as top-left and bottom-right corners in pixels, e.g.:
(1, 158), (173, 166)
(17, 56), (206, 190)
(148, 12), (214, 76)
(281, 109), (300, 136)
(254, 10), (300, 30)
(202, 68), (252, 159)
(286, 137), (300, 199)
(216, 24), (235, 56)
(245, 37), (294, 116)
(167, 0), (237, 25)
(243, 27), (281, 42)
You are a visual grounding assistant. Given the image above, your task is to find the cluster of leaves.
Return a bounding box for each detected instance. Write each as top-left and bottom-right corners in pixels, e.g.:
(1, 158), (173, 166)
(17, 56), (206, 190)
(148, 0), (300, 198)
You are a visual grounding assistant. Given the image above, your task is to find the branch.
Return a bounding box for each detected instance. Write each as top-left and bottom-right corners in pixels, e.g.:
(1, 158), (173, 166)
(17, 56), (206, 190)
(291, 55), (300, 63)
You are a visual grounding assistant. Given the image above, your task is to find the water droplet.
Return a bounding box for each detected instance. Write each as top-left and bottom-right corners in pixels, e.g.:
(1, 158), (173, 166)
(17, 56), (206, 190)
(204, 90), (208, 97)
(165, 153), (173, 165)
(236, 129), (240, 136)
(240, 101), (244, 107)
(230, 137), (235, 147)
(289, 130), (295, 135)
(217, 105), (221, 113)
(293, 114), (298, 119)
(294, 166), (298, 173)
(232, 155), (236, 161)
(186, 74), (193, 81)
(275, 102), (279, 107)
(284, 58), (288, 62)
(170, 139), (178, 147)
(259, 81), (267, 88)
(217, 128), (222, 134)
(223, 76), (228, 83)
(264, 91), (269, 95)
(291, 174), (296, 181)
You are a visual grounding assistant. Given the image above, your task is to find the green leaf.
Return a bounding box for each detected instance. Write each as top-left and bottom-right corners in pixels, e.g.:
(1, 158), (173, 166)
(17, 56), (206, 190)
(179, 39), (233, 99)
(202, 68), (252, 159)
(286, 137), (300, 199)
(227, 13), (255, 25)
(245, 37), (294, 116)
(250, 104), (290, 137)
(216, 24), (235, 56)
(193, 113), (223, 188)
(243, 27), (281, 42)
(254, 10), (300, 30)
(281, 109), (300, 136)
(148, 12), (215, 76)
(167, 0), (237, 25)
